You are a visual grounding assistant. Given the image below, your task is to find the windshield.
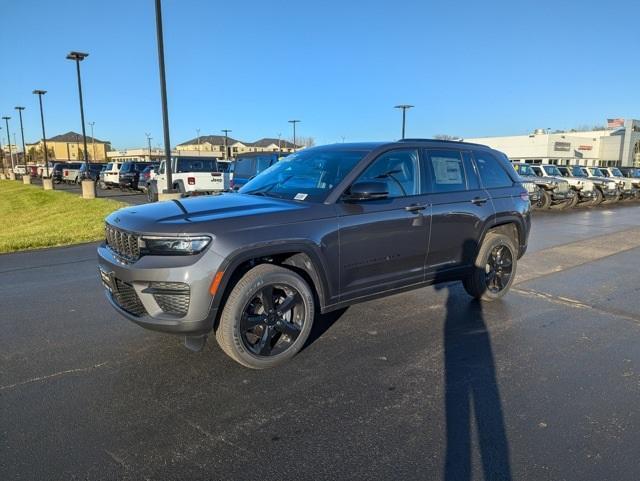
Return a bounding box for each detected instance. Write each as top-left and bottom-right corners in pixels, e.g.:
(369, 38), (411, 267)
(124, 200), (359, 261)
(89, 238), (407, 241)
(556, 167), (571, 177)
(530, 166), (544, 177)
(590, 168), (605, 177)
(543, 165), (562, 176)
(571, 167), (586, 177)
(240, 148), (369, 202)
(611, 168), (623, 177)
(513, 164), (534, 176)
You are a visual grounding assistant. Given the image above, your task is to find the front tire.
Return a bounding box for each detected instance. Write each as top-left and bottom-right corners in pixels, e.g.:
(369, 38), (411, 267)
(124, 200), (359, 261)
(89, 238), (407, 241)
(535, 190), (552, 209)
(216, 264), (315, 369)
(463, 232), (517, 302)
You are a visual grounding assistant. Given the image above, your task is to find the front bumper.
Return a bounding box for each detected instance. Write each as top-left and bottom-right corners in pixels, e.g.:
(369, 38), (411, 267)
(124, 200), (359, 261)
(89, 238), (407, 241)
(578, 189), (596, 200)
(97, 244), (225, 336)
(551, 190), (575, 202)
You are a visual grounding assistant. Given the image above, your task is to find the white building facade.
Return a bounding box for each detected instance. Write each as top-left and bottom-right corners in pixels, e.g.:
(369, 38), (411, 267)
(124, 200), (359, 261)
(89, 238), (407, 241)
(465, 119), (640, 167)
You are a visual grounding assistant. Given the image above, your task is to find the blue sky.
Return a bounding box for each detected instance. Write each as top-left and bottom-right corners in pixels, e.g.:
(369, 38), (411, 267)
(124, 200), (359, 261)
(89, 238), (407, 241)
(1, 0), (638, 149)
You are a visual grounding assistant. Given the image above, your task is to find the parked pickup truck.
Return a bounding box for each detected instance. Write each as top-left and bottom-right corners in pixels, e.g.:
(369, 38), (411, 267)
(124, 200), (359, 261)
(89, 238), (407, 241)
(148, 157), (231, 201)
(61, 162), (83, 183)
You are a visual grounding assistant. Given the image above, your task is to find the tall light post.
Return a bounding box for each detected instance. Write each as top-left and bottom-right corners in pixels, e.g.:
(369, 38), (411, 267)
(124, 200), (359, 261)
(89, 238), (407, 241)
(145, 132), (152, 161)
(221, 129), (232, 160)
(288, 119), (300, 151)
(66, 51), (90, 168)
(154, 0), (174, 193)
(33, 90), (49, 177)
(15, 107), (27, 169)
(89, 121), (96, 161)
(2, 116), (14, 170)
(277, 133), (282, 153)
(196, 128), (201, 155)
(394, 104), (414, 139)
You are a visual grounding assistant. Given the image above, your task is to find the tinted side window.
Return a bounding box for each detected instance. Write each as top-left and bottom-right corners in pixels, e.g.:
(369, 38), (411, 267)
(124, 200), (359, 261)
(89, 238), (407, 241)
(473, 150), (513, 188)
(255, 155), (274, 172)
(234, 158), (254, 176)
(424, 149), (467, 193)
(357, 149), (420, 198)
(462, 151), (480, 190)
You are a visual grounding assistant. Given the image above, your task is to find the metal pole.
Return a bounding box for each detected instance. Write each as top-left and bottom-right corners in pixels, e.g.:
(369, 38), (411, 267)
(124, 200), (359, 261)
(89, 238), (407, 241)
(394, 105), (413, 140)
(146, 133), (152, 160)
(89, 121), (96, 161)
(154, 0), (173, 192)
(15, 107), (27, 169)
(196, 128), (200, 155)
(222, 129), (232, 160)
(288, 120), (300, 151)
(2, 117), (14, 170)
(33, 91), (49, 177)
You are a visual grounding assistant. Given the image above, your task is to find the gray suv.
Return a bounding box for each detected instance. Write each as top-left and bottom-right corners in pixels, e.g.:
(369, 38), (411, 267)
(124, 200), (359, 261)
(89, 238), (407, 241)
(98, 140), (531, 368)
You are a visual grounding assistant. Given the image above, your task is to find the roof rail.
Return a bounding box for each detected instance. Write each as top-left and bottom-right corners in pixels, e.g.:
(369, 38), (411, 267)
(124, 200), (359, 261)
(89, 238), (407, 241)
(398, 138), (486, 147)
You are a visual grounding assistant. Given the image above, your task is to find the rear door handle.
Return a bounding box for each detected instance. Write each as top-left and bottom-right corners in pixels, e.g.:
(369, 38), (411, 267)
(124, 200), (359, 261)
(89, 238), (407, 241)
(405, 204), (427, 212)
(471, 197), (489, 205)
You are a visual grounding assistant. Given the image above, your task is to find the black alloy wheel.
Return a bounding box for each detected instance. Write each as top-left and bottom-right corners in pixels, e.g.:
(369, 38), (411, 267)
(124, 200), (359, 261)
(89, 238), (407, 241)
(485, 244), (513, 294)
(239, 284), (305, 357)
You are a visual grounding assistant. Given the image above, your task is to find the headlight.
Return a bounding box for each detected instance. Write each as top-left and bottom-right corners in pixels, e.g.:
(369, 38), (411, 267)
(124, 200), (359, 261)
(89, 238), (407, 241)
(139, 235), (211, 255)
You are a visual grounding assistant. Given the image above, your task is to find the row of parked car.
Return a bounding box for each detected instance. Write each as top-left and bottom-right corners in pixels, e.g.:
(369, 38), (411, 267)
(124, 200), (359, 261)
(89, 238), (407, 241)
(96, 152), (282, 201)
(513, 163), (640, 209)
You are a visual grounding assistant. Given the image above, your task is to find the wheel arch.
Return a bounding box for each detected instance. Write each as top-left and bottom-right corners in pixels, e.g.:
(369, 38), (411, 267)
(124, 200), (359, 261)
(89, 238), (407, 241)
(210, 243), (331, 330)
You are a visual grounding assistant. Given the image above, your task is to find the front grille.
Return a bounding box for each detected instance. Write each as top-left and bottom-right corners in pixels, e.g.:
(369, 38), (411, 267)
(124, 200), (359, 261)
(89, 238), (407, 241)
(148, 282), (190, 316)
(105, 224), (140, 261)
(112, 278), (147, 316)
(522, 181), (537, 194)
(556, 182), (569, 193)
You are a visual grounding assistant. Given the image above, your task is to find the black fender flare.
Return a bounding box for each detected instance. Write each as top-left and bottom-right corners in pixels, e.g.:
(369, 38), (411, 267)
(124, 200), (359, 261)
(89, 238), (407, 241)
(211, 241), (332, 316)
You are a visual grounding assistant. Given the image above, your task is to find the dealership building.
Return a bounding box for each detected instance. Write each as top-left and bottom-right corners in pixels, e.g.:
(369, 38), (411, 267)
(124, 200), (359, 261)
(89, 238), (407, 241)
(465, 119), (640, 167)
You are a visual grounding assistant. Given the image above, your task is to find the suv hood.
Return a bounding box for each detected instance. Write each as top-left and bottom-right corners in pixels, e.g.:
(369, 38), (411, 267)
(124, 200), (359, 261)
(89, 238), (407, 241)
(106, 193), (329, 235)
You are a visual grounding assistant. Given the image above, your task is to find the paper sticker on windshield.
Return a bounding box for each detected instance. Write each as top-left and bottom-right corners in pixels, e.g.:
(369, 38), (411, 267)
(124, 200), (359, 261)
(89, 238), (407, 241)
(294, 193), (308, 201)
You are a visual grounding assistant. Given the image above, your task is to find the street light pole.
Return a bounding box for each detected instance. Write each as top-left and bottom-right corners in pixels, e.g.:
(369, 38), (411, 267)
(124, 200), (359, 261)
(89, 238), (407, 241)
(288, 120), (300, 151)
(145, 132), (152, 161)
(89, 121), (96, 161)
(154, 0), (174, 192)
(33, 90), (49, 177)
(2, 117), (14, 170)
(394, 104), (414, 139)
(15, 107), (27, 169)
(66, 51), (90, 168)
(277, 133), (282, 153)
(221, 129), (232, 160)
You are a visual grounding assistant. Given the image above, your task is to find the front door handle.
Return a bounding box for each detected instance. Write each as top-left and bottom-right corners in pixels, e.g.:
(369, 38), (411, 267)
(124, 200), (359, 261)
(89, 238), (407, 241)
(471, 197), (489, 205)
(405, 204), (427, 212)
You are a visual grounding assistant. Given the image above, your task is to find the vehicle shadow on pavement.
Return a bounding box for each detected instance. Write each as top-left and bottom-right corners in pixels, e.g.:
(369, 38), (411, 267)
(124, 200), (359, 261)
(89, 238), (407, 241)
(303, 307), (349, 349)
(439, 282), (512, 481)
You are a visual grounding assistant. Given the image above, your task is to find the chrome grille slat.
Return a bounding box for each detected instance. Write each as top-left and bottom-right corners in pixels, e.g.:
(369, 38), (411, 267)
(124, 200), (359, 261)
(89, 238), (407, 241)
(105, 224), (141, 261)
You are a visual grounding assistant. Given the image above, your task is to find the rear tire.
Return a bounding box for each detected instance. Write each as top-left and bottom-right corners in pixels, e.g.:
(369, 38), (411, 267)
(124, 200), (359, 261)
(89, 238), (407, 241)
(563, 193), (579, 209)
(463, 232), (517, 302)
(589, 188), (604, 206)
(216, 264), (315, 369)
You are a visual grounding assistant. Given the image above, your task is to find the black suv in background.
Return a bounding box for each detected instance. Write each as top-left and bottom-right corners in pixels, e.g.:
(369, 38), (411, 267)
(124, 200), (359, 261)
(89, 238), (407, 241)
(78, 163), (105, 182)
(50, 162), (66, 183)
(119, 161), (151, 190)
(98, 140), (531, 369)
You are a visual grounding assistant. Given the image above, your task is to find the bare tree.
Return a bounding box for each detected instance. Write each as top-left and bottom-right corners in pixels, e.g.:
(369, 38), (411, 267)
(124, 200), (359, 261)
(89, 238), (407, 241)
(434, 134), (460, 141)
(295, 136), (315, 148)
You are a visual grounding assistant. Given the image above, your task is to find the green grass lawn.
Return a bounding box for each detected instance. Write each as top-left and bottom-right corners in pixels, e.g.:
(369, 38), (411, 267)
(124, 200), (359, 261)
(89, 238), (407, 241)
(0, 180), (126, 253)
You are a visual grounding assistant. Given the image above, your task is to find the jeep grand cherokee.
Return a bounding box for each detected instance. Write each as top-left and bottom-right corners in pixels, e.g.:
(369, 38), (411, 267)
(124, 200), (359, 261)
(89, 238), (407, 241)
(98, 140), (531, 369)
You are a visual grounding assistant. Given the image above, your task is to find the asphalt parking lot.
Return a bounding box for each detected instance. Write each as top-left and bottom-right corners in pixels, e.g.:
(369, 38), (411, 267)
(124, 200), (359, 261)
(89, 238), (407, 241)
(3, 204), (640, 480)
(29, 177), (147, 205)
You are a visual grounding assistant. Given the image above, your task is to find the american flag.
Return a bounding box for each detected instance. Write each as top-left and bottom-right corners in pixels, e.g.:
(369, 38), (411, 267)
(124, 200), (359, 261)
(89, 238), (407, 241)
(607, 118), (625, 128)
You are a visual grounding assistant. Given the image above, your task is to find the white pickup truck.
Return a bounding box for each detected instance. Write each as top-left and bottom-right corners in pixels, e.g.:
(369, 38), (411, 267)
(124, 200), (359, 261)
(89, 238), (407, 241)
(148, 157), (231, 201)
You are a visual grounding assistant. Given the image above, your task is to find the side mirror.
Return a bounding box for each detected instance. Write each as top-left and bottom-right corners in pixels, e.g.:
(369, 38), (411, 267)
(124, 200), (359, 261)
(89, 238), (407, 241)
(344, 181), (389, 201)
